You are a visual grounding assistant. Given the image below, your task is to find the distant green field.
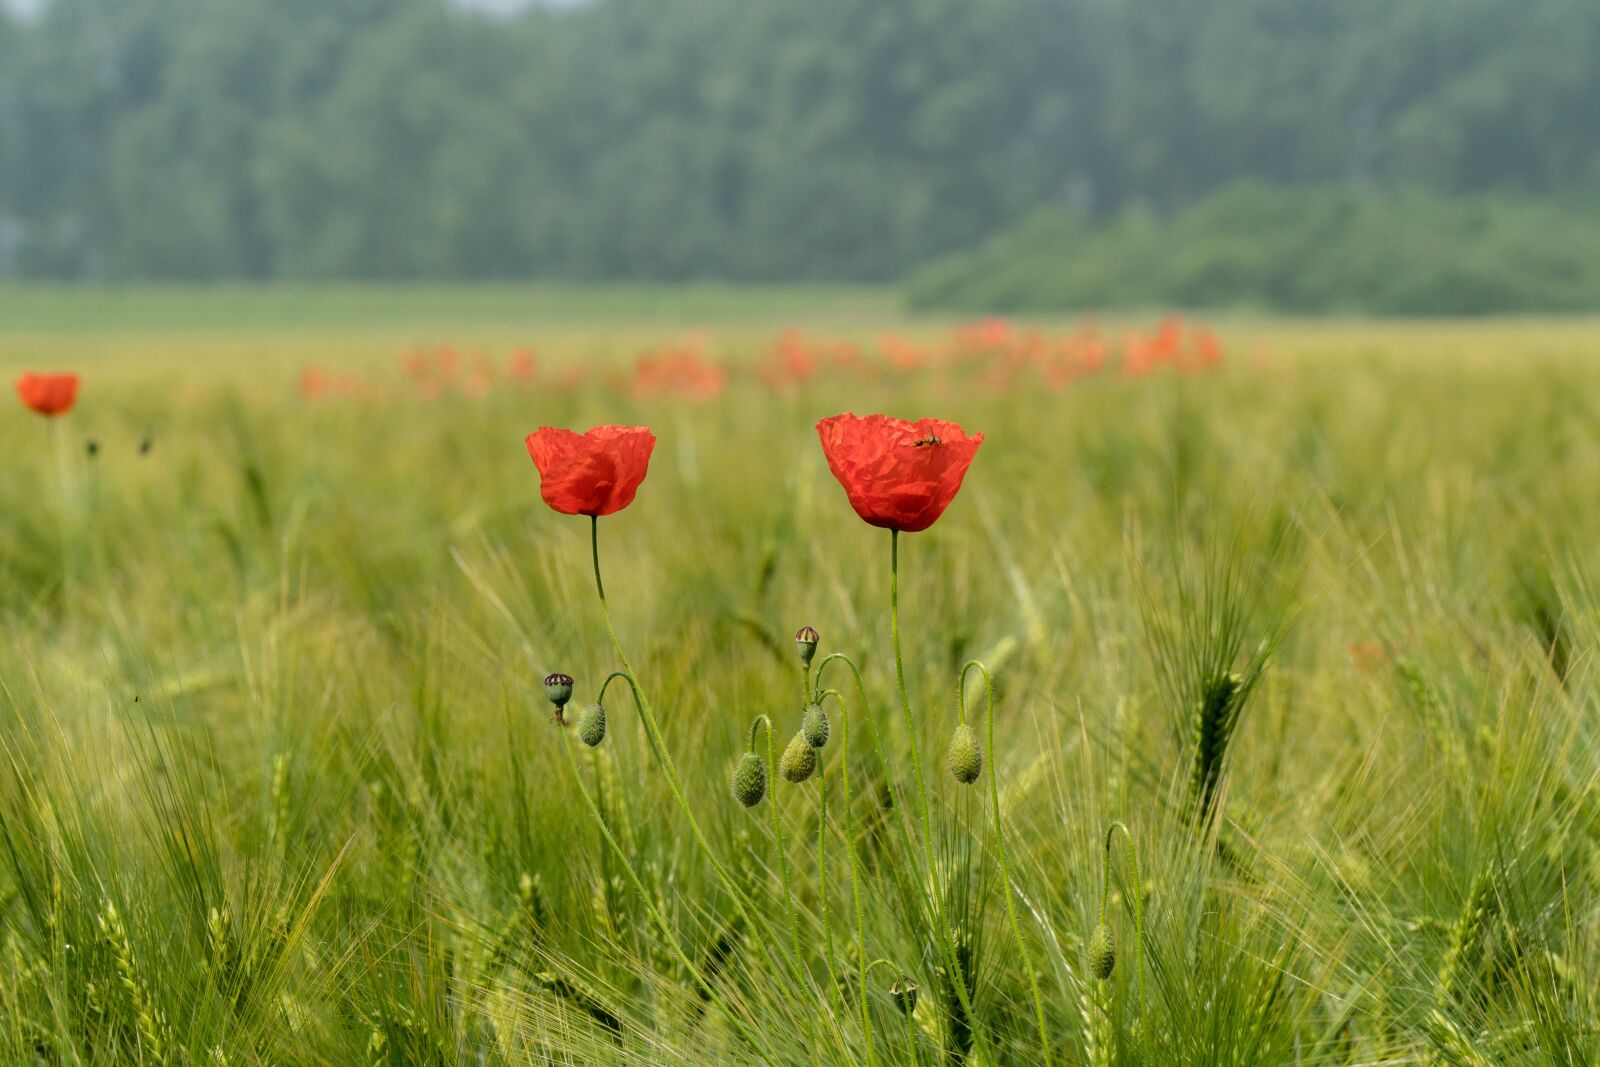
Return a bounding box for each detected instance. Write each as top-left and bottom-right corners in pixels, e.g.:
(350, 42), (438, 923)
(3, 293), (1600, 1064)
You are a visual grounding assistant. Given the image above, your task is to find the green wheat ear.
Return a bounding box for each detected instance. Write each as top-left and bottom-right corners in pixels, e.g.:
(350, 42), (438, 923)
(731, 752), (767, 806)
(1088, 922), (1116, 980)
(946, 723), (982, 784)
(577, 703), (608, 747)
(802, 703), (830, 748)
(780, 730), (817, 782)
(1188, 670), (1243, 825)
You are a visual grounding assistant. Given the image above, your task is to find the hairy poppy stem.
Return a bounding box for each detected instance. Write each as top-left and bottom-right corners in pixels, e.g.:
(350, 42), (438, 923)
(751, 713), (801, 963)
(960, 659), (1053, 1066)
(889, 529), (988, 1060)
(587, 517), (805, 988)
(556, 728), (770, 1059)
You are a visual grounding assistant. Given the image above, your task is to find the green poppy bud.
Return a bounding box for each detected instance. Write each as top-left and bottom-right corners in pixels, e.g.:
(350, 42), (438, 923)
(889, 975), (918, 1017)
(731, 753), (767, 807)
(801, 703), (830, 748)
(946, 723), (982, 784)
(1088, 922), (1115, 980)
(794, 626), (819, 667)
(577, 703), (607, 747)
(780, 730), (817, 783)
(543, 673), (574, 724)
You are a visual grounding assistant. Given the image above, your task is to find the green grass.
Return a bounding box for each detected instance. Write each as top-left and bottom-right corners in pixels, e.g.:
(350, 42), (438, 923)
(2, 290), (1600, 1064)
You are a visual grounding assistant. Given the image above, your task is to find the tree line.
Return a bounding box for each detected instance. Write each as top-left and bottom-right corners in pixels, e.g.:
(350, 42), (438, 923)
(2, 0), (1596, 282)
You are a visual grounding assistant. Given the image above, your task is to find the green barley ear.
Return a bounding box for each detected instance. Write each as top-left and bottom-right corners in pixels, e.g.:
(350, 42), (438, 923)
(731, 752), (767, 807)
(946, 723), (982, 784)
(794, 625), (820, 667)
(780, 730), (817, 783)
(576, 703), (607, 747)
(1188, 670), (1243, 825)
(1088, 922), (1115, 980)
(801, 703), (830, 748)
(890, 975), (919, 1017)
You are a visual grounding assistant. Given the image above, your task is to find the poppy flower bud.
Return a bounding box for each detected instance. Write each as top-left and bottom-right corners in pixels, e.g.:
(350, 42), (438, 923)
(946, 723), (982, 784)
(1088, 922), (1115, 980)
(794, 626), (819, 667)
(780, 730), (817, 783)
(801, 703), (830, 748)
(577, 703), (607, 747)
(889, 975), (918, 1017)
(730, 752), (767, 807)
(85, 438), (99, 458)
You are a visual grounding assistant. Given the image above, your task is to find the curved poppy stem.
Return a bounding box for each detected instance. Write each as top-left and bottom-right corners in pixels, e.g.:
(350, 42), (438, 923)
(749, 713), (801, 963)
(817, 686), (877, 1067)
(588, 516), (804, 987)
(1105, 821), (1147, 1032)
(556, 726), (769, 1058)
(960, 659), (1052, 1066)
(889, 529), (987, 1060)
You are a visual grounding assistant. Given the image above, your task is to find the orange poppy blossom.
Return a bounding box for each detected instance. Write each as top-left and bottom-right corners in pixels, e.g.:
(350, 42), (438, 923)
(15, 372), (80, 417)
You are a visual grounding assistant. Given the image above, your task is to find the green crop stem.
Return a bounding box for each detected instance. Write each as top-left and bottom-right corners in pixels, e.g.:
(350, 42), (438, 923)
(1104, 820), (1147, 1031)
(961, 658), (1053, 1065)
(818, 687), (874, 1066)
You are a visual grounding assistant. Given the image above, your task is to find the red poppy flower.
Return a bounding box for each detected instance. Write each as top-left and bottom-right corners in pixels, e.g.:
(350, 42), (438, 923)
(15, 372), (80, 417)
(816, 413), (983, 533)
(525, 425), (656, 517)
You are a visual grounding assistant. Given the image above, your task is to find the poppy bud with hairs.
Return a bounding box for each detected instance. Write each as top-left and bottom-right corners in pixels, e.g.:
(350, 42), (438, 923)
(577, 703), (607, 746)
(794, 625), (819, 666)
(780, 730), (817, 783)
(946, 723), (982, 784)
(801, 703), (830, 748)
(1088, 922), (1115, 980)
(731, 752), (767, 807)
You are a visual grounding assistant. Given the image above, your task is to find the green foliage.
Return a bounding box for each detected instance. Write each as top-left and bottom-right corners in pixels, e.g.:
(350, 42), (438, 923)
(2, 0), (1599, 281)
(909, 184), (1600, 314)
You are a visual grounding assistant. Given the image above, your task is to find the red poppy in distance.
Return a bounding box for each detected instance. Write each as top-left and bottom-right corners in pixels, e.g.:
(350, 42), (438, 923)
(15, 373), (80, 417)
(816, 412), (983, 533)
(525, 425), (656, 517)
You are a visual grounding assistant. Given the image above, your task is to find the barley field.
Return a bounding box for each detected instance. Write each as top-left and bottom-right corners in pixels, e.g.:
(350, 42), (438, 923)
(3, 287), (1600, 1065)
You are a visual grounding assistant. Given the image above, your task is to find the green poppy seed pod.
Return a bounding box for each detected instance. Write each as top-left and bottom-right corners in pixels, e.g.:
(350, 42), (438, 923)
(731, 753), (767, 807)
(543, 672), (574, 708)
(946, 723), (983, 784)
(1088, 922), (1115, 980)
(801, 703), (830, 748)
(889, 975), (918, 1017)
(780, 730), (817, 783)
(794, 625), (819, 667)
(577, 703), (607, 747)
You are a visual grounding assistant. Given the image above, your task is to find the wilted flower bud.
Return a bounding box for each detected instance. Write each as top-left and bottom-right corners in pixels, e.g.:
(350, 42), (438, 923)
(543, 672), (574, 724)
(731, 752), (767, 807)
(801, 703), (830, 748)
(780, 730), (817, 783)
(577, 703), (607, 747)
(1088, 922), (1115, 980)
(794, 625), (819, 667)
(946, 723), (982, 784)
(889, 975), (918, 1017)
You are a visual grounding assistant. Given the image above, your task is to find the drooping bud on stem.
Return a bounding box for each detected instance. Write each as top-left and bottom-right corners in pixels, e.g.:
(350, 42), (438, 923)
(801, 703), (830, 748)
(731, 752), (767, 807)
(576, 703), (607, 747)
(946, 723), (982, 784)
(543, 672), (574, 725)
(780, 730), (817, 783)
(794, 626), (819, 668)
